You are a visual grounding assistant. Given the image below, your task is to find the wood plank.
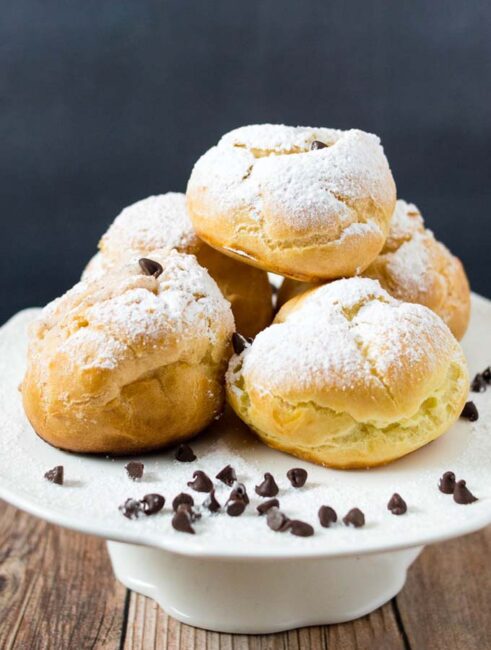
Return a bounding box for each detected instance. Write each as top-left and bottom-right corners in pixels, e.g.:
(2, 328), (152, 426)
(396, 527), (491, 650)
(0, 501), (127, 650)
(123, 592), (406, 649)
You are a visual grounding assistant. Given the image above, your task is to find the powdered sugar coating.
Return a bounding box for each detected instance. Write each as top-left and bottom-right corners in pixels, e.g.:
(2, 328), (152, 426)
(31, 251), (234, 371)
(228, 278), (462, 418)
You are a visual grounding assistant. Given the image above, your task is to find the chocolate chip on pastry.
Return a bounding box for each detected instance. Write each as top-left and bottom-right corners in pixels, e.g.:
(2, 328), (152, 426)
(232, 332), (253, 355)
(172, 505), (195, 534)
(138, 257), (163, 279)
(257, 498), (280, 515)
(229, 482), (249, 505)
(453, 480), (478, 505)
(175, 444), (197, 463)
(141, 493), (165, 515)
(226, 499), (246, 517)
(438, 471), (456, 494)
(172, 492), (194, 512)
(289, 520), (314, 537)
(266, 507), (291, 532)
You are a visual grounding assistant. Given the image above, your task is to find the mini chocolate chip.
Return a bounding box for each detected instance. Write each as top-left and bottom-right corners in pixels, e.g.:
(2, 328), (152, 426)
(229, 482), (249, 504)
(311, 140), (328, 150)
(44, 465), (64, 485)
(286, 468), (308, 488)
(216, 464), (237, 486)
(119, 498), (143, 519)
(141, 493), (165, 515)
(139, 257), (163, 278)
(289, 520), (314, 537)
(343, 508), (365, 528)
(460, 401), (479, 422)
(227, 499), (246, 517)
(125, 461), (144, 481)
(202, 489), (221, 513)
(439, 471), (456, 494)
(257, 498), (280, 515)
(187, 470), (213, 493)
(387, 493), (407, 515)
(172, 505), (195, 533)
(453, 480), (478, 505)
(255, 473), (279, 497)
(318, 505), (337, 527)
(266, 507), (291, 532)
(482, 366), (491, 383)
(175, 444), (196, 462)
(172, 492), (194, 512)
(232, 332), (253, 354)
(471, 374), (487, 393)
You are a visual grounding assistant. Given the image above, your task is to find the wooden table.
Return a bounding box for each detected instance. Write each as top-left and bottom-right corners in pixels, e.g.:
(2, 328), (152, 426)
(0, 501), (489, 650)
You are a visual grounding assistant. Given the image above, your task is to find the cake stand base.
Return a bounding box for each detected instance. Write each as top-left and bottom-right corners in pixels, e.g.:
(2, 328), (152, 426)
(107, 541), (423, 634)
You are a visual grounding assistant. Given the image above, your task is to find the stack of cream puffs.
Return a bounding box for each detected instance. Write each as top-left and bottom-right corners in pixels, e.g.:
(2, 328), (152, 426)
(22, 124), (470, 468)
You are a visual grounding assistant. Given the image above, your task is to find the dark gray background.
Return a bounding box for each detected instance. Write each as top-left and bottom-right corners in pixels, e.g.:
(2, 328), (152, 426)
(1, 1), (490, 323)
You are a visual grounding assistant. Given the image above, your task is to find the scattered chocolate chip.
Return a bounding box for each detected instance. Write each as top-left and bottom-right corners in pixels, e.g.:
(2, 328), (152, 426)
(482, 366), (491, 383)
(44, 465), (64, 485)
(172, 492), (194, 512)
(471, 374), (487, 393)
(139, 257), (163, 279)
(227, 499), (246, 517)
(289, 520), (314, 537)
(141, 493), (165, 515)
(216, 464), (237, 486)
(286, 468), (308, 488)
(119, 498), (143, 519)
(310, 140), (328, 150)
(387, 493), (407, 515)
(255, 473), (279, 497)
(172, 505), (195, 533)
(257, 498), (280, 515)
(266, 507), (291, 532)
(438, 471), (456, 494)
(202, 489), (221, 513)
(229, 482), (249, 504)
(232, 332), (253, 354)
(460, 401), (479, 422)
(175, 444), (196, 462)
(343, 508), (365, 528)
(187, 470), (213, 493)
(125, 461), (144, 481)
(318, 505), (337, 527)
(453, 480), (478, 505)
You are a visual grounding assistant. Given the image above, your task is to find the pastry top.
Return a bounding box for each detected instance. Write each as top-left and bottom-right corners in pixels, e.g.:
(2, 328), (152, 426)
(187, 124), (396, 280)
(364, 200), (470, 339)
(92, 193), (200, 270)
(228, 277), (465, 424)
(29, 251), (234, 402)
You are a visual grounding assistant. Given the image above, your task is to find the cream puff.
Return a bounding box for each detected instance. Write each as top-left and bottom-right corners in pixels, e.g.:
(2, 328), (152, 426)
(186, 124), (396, 281)
(22, 251), (234, 454)
(227, 278), (469, 469)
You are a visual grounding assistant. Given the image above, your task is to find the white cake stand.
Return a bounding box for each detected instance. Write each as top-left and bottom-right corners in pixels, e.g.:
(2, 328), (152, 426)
(0, 296), (489, 634)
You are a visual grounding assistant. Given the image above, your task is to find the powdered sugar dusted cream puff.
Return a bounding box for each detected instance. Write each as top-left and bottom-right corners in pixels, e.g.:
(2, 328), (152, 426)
(277, 200), (471, 340)
(227, 278), (468, 469)
(186, 124), (396, 281)
(22, 251), (235, 454)
(83, 193), (273, 338)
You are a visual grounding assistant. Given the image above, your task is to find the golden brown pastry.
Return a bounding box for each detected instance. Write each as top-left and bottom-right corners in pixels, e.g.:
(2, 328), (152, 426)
(83, 193), (272, 338)
(186, 124), (396, 281)
(277, 200), (471, 339)
(227, 278), (469, 469)
(22, 251), (234, 454)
